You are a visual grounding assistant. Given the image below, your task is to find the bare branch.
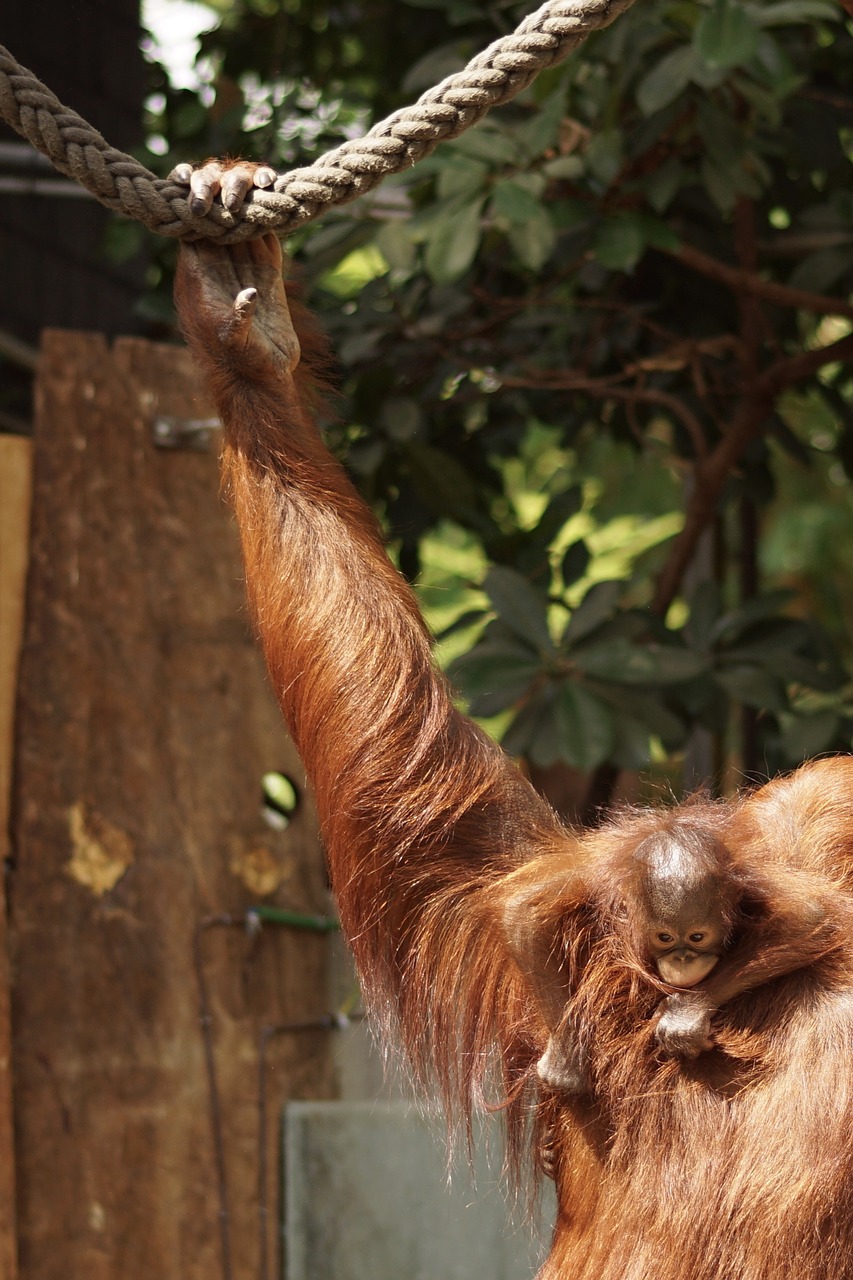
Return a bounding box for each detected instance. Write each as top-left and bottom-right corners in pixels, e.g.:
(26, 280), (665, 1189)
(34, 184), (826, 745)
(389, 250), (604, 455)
(651, 330), (853, 616)
(664, 241), (853, 319)
(501, 371), (710, 460)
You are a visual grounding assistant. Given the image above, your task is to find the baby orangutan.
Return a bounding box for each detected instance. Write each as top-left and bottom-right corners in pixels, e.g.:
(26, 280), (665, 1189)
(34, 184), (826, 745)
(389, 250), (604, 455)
(499, 815), (836, 1092)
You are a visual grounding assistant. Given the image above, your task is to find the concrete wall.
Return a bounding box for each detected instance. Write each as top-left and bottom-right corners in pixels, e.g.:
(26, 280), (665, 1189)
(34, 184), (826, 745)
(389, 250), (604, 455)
(283, 1101), (553, 1280)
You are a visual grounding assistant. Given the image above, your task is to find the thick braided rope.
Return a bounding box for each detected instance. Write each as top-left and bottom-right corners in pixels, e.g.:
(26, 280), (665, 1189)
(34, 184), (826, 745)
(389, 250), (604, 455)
(0, 0), (635, 242)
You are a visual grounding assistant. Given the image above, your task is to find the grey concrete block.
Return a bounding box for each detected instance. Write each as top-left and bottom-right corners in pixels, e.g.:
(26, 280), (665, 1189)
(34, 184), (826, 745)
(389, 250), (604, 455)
(283, 1101), (551, 1280)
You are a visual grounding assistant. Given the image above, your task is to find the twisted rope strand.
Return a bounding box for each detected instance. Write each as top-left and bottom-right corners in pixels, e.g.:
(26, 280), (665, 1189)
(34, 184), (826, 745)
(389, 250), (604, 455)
(0, 0), (636, 242)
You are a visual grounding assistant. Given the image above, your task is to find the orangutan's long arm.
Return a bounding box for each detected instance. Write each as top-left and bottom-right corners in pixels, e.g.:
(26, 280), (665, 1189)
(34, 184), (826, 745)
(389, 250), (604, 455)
(174, 234), (564, 1116)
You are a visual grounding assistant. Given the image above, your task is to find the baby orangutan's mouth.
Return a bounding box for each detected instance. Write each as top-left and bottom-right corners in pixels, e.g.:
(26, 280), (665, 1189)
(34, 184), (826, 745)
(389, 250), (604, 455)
(656, 949), (720, 988)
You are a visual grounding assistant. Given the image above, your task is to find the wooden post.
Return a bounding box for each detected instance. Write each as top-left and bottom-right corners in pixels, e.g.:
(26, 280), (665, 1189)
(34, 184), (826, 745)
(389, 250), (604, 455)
(0, 433), (31, 1280)
(10, 334), (336, 1280)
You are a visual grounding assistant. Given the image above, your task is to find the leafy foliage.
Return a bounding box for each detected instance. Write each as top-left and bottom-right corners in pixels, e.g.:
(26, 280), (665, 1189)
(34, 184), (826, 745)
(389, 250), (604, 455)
(141, 0), (853, 811)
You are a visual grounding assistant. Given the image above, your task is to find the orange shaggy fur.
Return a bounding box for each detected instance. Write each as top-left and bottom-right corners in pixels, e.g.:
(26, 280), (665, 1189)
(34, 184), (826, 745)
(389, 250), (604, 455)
(175, 235), (853, 1280)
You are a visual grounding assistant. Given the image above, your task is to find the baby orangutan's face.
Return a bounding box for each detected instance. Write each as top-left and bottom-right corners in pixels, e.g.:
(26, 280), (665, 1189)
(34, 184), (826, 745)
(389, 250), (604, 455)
(645, 917), (727, 987)
(633, 832), (735, 988)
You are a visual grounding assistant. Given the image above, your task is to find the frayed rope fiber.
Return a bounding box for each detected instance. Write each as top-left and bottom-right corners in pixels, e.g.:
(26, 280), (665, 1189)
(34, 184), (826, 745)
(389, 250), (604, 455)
(0, 0), (635, 242)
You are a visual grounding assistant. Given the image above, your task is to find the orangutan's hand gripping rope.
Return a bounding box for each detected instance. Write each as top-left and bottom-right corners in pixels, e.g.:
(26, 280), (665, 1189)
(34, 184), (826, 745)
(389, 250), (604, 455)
(0, 0), (636, 242)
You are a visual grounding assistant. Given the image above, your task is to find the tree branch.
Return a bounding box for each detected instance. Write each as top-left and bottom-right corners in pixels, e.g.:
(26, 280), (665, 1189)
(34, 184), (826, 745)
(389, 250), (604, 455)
(501, 372), (710, 460)
(651, 330), (853, 616)
(663, 240), (853, 319)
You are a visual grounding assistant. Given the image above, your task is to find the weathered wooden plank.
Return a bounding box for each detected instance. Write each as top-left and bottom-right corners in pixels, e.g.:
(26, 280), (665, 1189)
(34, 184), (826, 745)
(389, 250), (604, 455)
(0, 433), (31, 1280)
(11, 333), (335, 1280)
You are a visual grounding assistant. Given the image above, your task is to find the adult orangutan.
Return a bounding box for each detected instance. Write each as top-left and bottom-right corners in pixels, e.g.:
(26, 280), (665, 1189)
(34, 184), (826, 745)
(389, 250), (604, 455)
(174, 162), (853, 1280)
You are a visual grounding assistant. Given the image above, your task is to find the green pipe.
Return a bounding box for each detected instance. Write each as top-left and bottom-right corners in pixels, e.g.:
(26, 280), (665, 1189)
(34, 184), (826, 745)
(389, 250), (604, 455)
(248, 905), (340, 933)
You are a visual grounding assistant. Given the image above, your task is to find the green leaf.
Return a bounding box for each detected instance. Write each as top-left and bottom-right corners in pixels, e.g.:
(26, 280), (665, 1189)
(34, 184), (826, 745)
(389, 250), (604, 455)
(405, 440), (479, 517)
(501, 688), (554, 764)
(787, 246), (853, 296)
(402, 41), (466, 93)
(516, 88), (566, 159)
(711, 592), (793, 645)
(563, 581), (621, 646)
(554, 683), (615, 770)
(450, 127), (519, 166)
(381, 397), (423, 442)
(585, 129), (624, 186)
(424, 195), (484, 283)
(599, 688), (688, 748)
(611, 715), (653, 770)
(750, 0), (840, 26)
(778, 710), (840, 762)
(695, 0), (759, 70)
(532, 486), (583, 545)
(643, 159), (687, 213)
(450, 641), (541, 716)
(437, 154), (490, 201)
(593, 214), (646, 272)
(542, 154), (584, 181)
(483, 565), (555, 655)
(686, 581), (721, 651)
(573, 639), (708, 686)
(376, 220), (417, 273)
(636, 45), (698, 116)
(561, 539), (591, 586)
(700, 157), (740, 215)
(527, 698), (564, 767)
(508, 209), (557, 272)
(262, 772), (298, 815)
(751, 31), (802, 97)
(715, 665), (789, 711)
(490, 179), (544, 224)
